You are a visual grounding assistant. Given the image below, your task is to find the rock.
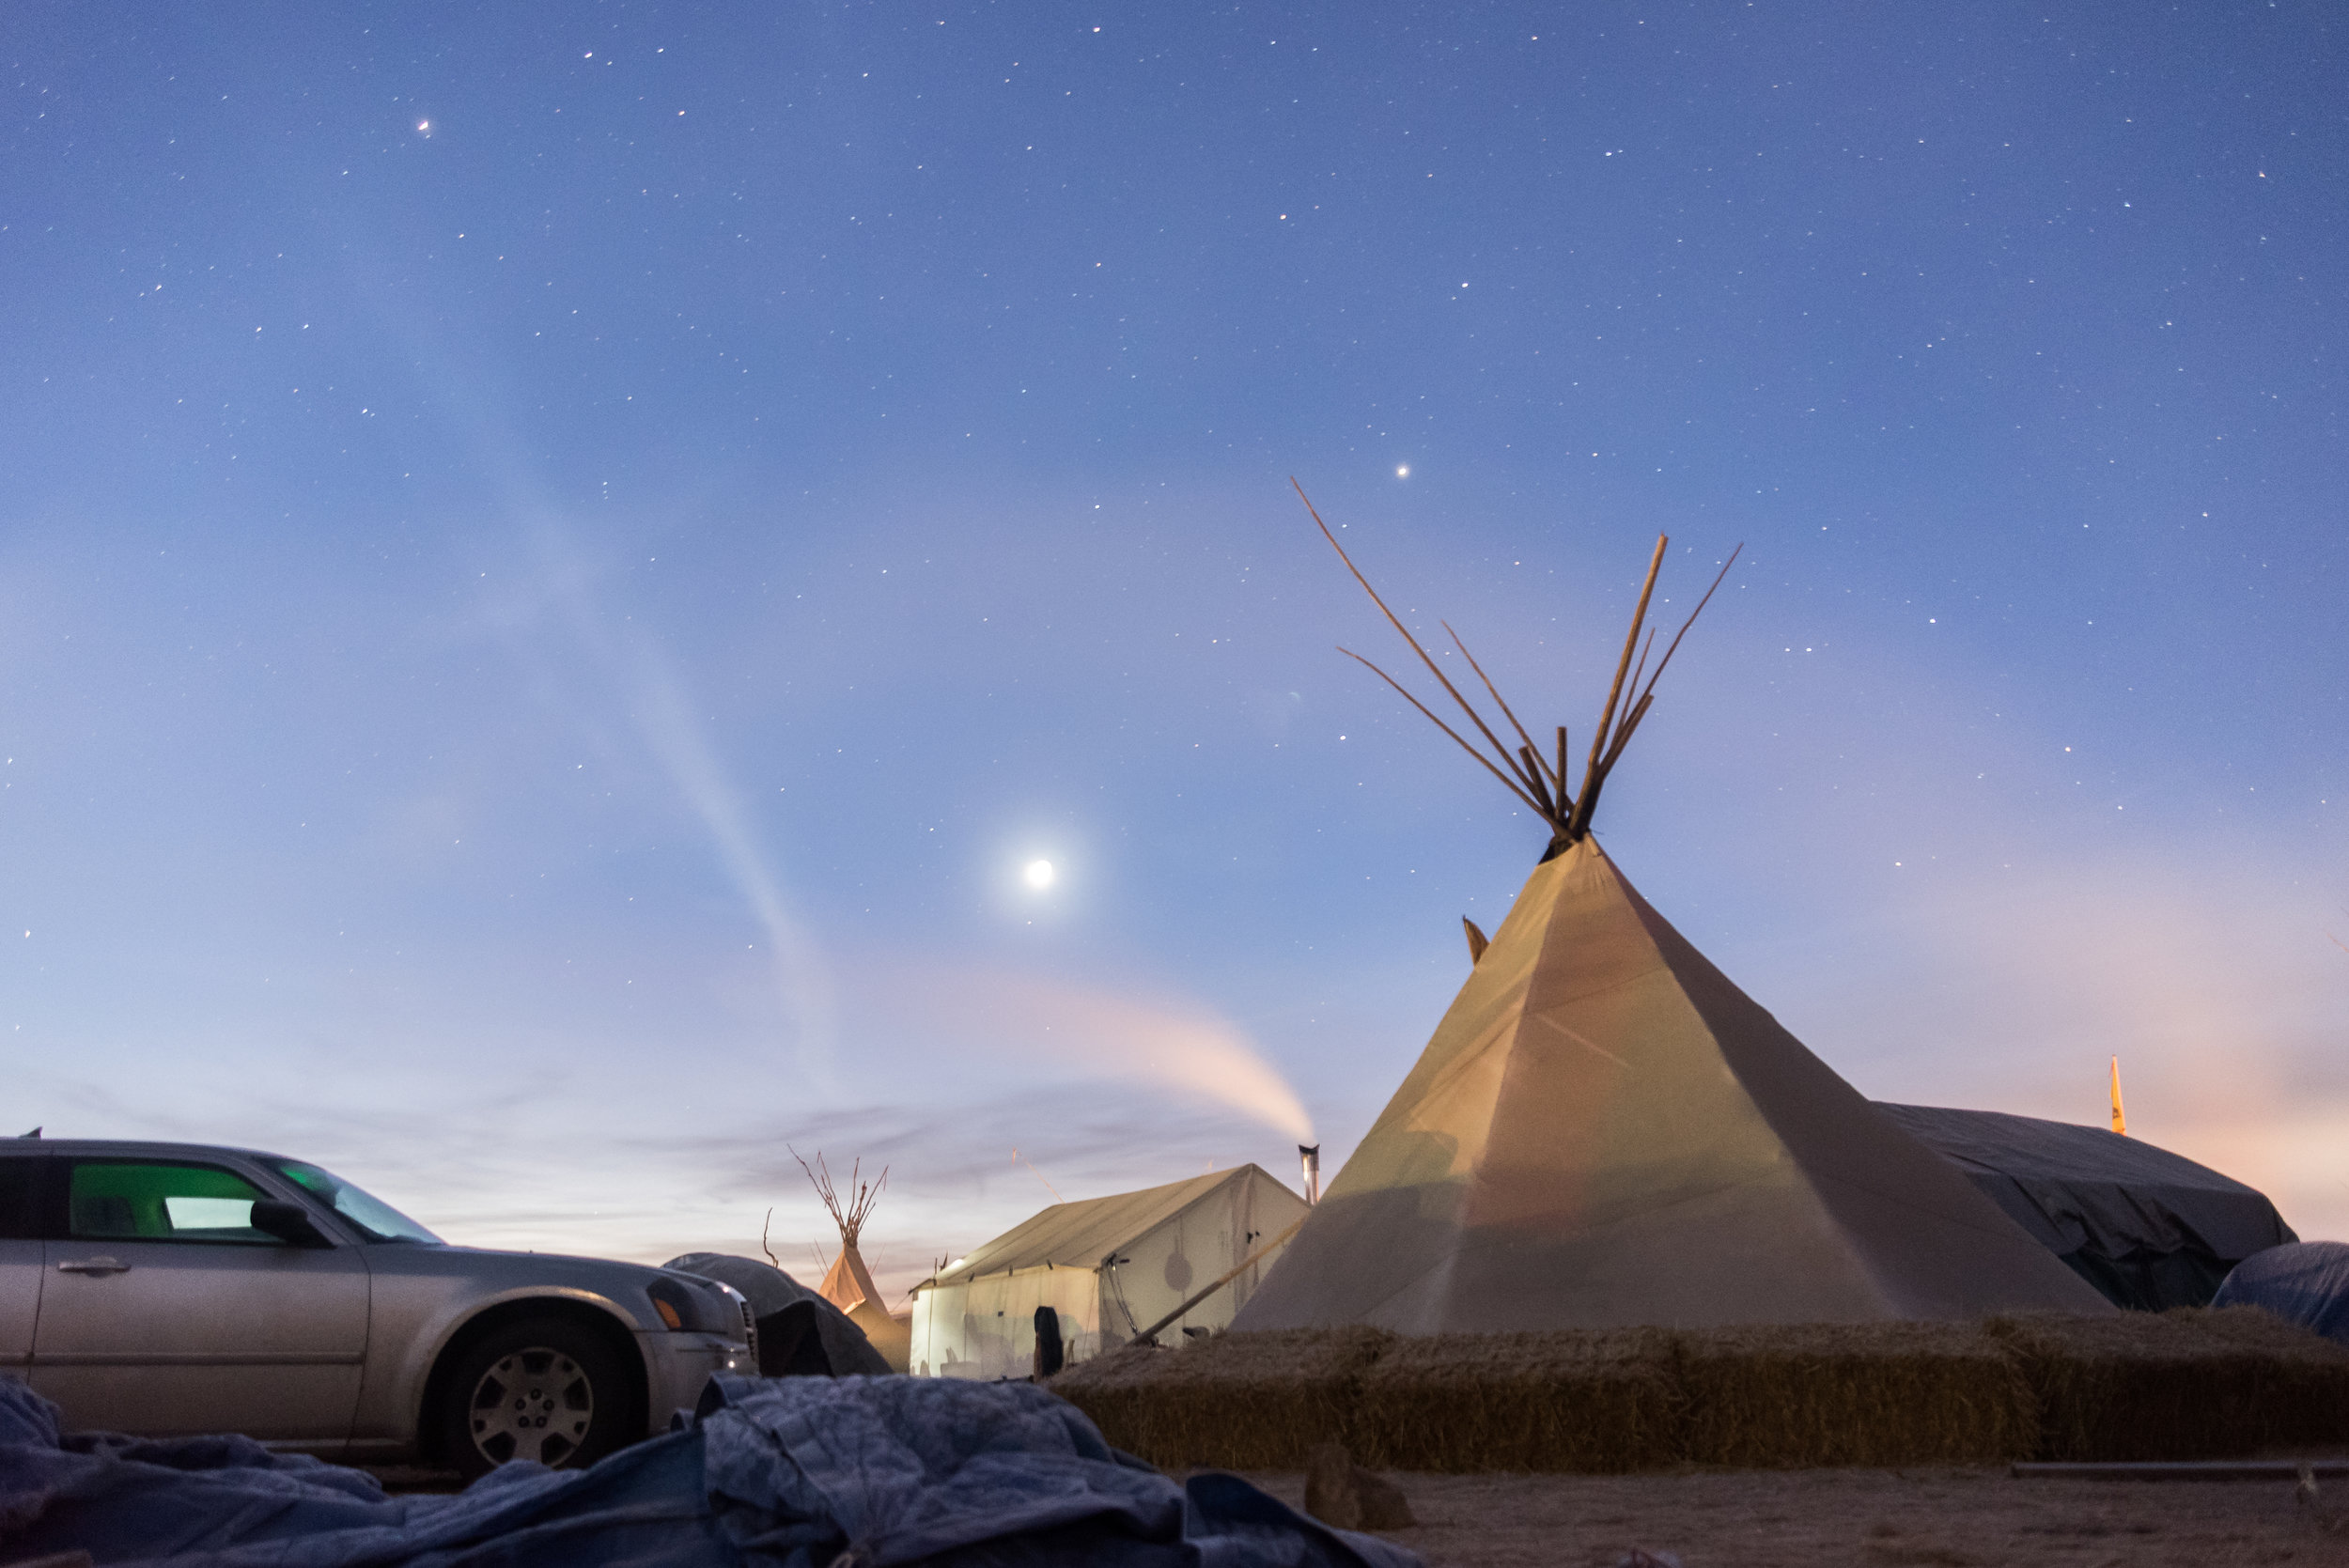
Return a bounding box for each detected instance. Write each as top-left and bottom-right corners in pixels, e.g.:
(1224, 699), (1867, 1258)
(1303, 1441), (1416, 1531)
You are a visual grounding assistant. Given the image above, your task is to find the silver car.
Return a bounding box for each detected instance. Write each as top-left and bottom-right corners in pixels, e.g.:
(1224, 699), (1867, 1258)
(0, 1139), (756, 1476)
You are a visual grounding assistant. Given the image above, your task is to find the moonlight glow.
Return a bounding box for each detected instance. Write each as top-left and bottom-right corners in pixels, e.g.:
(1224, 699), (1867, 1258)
(1023, 859), (1056, 890)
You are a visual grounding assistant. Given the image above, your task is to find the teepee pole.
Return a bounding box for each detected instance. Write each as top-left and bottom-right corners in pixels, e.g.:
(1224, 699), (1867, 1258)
(1297, 481), (1543, 801)
(1338, 648), (1550, 817)
(1299, 484), (1737, 850)
(1569, 535), (1669, 838)
(1447, 623), (1569, 808)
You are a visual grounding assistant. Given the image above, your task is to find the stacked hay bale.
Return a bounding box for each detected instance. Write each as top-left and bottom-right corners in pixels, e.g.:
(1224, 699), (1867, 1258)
(1988, 1306), (2349, 1461)
(1050, 1327), (1392, 1470)
(1673, 1321), (2036, 1467)
(1352, 1328), (1679, 1473)
(1050, 1309), (2349, 1472)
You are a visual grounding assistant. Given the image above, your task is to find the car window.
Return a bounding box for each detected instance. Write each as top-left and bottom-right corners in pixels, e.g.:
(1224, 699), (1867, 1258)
(67, 1161), (277, 1244)
(269, 1160), (441, 1245)
(0, 1157), (41, 1240)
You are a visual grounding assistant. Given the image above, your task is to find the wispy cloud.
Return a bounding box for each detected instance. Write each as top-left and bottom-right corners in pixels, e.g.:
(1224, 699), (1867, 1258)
(507, 522), (839, 1084)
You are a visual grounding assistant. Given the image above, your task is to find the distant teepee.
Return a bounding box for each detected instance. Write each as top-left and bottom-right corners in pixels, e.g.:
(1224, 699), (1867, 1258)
(794, 1147), (912, 1371)
(1231, 489), (2109, 1331)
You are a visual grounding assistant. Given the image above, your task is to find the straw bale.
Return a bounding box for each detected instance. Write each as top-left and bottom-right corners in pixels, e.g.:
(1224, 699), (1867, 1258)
(1987, 1307), (2349, 1461)
(1349, 1328), (1680, 1474)
(1049, 1327), (1393, 1470)
(1672, 1321), (2036, 1468)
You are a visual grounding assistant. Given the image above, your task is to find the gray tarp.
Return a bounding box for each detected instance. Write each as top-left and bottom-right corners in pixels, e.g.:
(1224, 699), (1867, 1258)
(665, 1252), (894, 1377)
(0, 1372), (1420, 1567)
(2213, 1241), (2349, 1345)
(1874, 1103), (2296, 1311)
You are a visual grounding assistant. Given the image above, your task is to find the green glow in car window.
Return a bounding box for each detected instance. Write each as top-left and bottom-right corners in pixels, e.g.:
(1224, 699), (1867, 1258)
(70, 1162), (265, 1241)
(271, 1160), (442, 1245)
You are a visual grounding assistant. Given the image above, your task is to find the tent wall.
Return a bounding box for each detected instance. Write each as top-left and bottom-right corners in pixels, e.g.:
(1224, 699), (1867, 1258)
(1096, 1165), (1299, 1343)
(910, 1165), (1308, 1378)
(911, 1266), (1100, 1380)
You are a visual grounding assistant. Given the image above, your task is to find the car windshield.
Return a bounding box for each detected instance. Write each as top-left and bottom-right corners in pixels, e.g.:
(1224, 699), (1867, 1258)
(269, 1160), (443, 1245)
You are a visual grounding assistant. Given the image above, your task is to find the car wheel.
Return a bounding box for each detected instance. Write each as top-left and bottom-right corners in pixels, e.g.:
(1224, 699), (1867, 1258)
(441, 1317), (634, 1478)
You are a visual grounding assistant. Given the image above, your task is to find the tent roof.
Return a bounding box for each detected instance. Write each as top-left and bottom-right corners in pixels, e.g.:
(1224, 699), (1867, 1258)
(1233, 840), (2112, 1333)
(933, 1166), (1279, 1284)
(1873, 1102), (2295, 1265)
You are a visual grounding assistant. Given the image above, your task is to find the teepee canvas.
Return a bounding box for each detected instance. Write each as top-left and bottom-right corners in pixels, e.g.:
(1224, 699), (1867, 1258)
(795, 1150), (913, 1371)
(1232, 492), (2109, 1331)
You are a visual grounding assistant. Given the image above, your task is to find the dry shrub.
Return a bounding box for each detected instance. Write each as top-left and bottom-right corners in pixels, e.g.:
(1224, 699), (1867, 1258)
(1350, 1328), (1680, 1473)
(1987, 1307), (2349, 1461)
(1672, 1321), (2035, 1467)
(1049, 1327), (1393, 1470)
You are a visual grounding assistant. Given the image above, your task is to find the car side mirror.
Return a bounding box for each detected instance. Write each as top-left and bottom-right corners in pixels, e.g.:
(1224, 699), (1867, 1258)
(250, 1200), (334, 1249)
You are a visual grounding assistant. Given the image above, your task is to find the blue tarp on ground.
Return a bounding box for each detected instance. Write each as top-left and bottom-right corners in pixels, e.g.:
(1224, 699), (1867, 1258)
(2212, 1240), (2349, 1346)
(0, 1372), (1421, 1568)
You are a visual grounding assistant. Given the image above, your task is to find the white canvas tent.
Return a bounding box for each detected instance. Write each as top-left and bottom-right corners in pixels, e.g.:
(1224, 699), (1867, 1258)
(910, 1165), (1307, 1379)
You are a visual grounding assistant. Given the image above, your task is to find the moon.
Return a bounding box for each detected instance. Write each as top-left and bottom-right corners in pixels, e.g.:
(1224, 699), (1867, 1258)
(1023, 859), (1056, 890)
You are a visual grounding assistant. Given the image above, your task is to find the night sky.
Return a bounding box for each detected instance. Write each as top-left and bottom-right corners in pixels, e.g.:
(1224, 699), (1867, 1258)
(6, 3), (2343, 1293)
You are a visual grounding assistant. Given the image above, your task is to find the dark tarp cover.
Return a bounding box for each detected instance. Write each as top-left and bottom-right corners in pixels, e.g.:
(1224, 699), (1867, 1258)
(665, 1252), (894, 1378)
(1874, 1102), (2296, 1311)
(0, 1371), (1421, 1568)
(2213, 1241), (2349, 1346)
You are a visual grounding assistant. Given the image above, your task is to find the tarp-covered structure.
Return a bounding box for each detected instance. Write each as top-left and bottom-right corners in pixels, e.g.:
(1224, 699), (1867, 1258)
(665, 1252), (893, 1377)
(911, 1165), (1307, 1379)
(2214, 1241), (2349, 1345)
(0, 1370), (1418, 1567)
(1231, 839), (2114, 1334)
(1873, 1103), (2298, 1311)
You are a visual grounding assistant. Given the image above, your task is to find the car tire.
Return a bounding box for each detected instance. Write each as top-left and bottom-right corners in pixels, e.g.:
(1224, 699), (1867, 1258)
(440, 1316), (636, 1479)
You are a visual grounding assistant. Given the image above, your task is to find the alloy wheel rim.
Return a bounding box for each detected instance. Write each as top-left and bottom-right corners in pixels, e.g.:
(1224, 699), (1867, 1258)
(465, 1346), (595, 1467)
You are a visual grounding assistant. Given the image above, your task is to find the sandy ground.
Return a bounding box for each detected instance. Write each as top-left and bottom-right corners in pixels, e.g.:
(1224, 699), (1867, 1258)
(1233, 1467), (2349, 1568)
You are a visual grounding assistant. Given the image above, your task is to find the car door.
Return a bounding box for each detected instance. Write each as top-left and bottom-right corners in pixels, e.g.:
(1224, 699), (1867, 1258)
(31, 1156), (368, 1441)
(0, 1153), (45, 1378)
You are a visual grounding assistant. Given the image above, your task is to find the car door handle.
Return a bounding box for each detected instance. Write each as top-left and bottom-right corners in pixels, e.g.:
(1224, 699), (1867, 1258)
(56, 1256), (131, 1276)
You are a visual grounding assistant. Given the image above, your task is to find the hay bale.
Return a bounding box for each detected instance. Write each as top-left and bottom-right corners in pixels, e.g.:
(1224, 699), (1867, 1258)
(1348, 1328), (1680, 1474)
(1670, 1321), (2036, 1468)
(1988, 1307), (2349, 1461)
(2188, 1306), (2349, 1450)
(1048, 1327), (1393, 1470)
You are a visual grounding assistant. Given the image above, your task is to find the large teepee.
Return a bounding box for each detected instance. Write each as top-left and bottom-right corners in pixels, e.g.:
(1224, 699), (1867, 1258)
(1231, 492), (2108, 1331)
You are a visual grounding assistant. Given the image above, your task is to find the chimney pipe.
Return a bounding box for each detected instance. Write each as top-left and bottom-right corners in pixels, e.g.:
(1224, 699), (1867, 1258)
(1299, 1144), (1321, 1205)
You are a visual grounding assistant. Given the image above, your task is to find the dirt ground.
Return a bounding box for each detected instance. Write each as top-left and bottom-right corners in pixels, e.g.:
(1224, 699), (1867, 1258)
(1234, 1467), (2349, 1568)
